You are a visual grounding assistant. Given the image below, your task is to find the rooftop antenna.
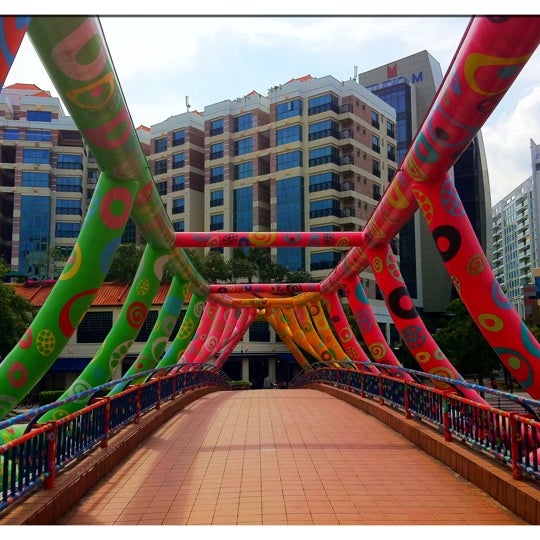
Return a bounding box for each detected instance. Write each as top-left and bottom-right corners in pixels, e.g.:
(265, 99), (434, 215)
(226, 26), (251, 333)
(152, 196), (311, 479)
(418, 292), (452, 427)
(185, 96), (191, 112)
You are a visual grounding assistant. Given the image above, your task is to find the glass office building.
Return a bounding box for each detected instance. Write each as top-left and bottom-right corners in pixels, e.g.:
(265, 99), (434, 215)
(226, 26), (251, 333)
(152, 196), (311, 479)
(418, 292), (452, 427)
(358, 51), (492, 315)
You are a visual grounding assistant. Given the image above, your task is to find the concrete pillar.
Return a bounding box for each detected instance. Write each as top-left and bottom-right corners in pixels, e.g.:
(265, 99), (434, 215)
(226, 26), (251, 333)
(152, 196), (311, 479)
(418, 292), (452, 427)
(242, 357), (249, 381)
(268, 356), (276, 384)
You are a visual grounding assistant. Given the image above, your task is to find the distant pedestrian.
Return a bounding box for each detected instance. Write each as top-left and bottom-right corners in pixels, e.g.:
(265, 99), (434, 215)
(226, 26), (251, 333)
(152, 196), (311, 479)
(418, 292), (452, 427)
(263, 375), (272, 389)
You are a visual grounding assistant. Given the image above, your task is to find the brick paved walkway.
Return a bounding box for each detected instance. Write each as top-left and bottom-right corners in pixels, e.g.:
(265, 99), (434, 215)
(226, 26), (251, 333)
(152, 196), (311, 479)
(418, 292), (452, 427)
(57, 389), (526, 525)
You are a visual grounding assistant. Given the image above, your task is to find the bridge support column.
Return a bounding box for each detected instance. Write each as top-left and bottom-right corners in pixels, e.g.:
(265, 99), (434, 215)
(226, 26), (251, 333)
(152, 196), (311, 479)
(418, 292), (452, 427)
(242, 357), (249, 382)
(268, 356), (276, 385)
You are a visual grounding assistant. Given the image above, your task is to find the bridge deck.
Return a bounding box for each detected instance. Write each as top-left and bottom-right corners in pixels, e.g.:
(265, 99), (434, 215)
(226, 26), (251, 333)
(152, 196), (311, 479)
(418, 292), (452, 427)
(56, 388), (525, 525)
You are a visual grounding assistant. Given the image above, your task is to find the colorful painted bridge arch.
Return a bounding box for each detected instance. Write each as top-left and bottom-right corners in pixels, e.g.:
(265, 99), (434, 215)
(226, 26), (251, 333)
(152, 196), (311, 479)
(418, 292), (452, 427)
(0, 16), (540, 426)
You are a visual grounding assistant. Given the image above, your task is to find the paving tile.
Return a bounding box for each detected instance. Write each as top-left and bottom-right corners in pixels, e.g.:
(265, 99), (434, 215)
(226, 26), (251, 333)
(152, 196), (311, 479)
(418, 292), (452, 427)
(57, 389), (528, 526)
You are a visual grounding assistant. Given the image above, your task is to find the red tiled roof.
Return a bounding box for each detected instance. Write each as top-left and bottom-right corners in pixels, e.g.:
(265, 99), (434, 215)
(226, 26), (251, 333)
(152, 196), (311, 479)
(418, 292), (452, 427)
(10, 281), (175, 307)
(4, 83), (51, 96)
(286, 75), (312, 84)
(136, 125), (150, 131)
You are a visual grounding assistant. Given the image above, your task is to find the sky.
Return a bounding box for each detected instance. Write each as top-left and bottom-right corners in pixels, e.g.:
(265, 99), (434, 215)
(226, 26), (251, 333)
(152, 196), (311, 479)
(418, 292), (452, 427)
(3, 9), (540, 207)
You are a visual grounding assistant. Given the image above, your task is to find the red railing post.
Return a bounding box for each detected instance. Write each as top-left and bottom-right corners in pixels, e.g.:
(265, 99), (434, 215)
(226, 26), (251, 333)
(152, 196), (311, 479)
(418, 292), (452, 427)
(378, 374), (384, 405)
(404, 383), (411, 419)
(171, 372), (177, 400)
(100, 397), (110, 448)
(360, 373), (365, 398)
(43, 422), (57, 489)
(442, 392), (452, 442)
(156, 377), (162, 410)
(134, 385), (142, 424)
(510, 413), (523, 480)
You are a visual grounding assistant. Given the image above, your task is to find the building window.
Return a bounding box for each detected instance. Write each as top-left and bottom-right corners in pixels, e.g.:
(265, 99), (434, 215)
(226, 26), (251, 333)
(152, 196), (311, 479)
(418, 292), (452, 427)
(372, 135), (380, 153)
(234, 161), (253, 180)
(172, 197), (184, 214)
(308, 93), (338, 115)
(22, 148), (51, 165)
(173, 220), (184, 232)
(154, 137), (167, 153)
(172, 152), (185, 169)
(22, 171), (50, 188)
(4, 128), (19, 140)
(26, 110), (52, 122)
(210, 118), (224, 136)
(309, 198), (340, 219)
(210, 213), (224, 231)
(311, 224), (340, 232)
(210, 142), (224, 160)
(26, 130), (52, 142)
(387, 143), (396, 162)
(276, 99), (302, 120)
(234, 137), (253, 156)
(276, 176), (304, 271)
(372, 159), (381, 178)
(308, 120), (338, 141)
(309, 172), (340, 192)
(156, 180), (167, 195)
(309, 146), (340, 167)
(135, 310), (158, 342)
(210, 189), (224, 207)
(371, 111), (380, 129)
(249, 321), (270, 342)
(277, 150), (302, 171)
(234, 113), (253, 132)
(388, 166), (396, 181)
(56, 176), (82, 192)
(233, 186), (253, 231)
(77, 311), (113, 343)
(154, 158), (167, 175)
(172, 130), (185, 146)
(387, 120), (395, 138)
(373, 183), (381, 201)
(310, 251), (341, 270)
(56, 199), (81, 215)
(210, 166), (224, 183)
(20, 195), (51, 277)
(276, 125), (302, 146)
(57, 153), (83, 170)
(172, 175), (185, 191)
(55, 222), (81, 238)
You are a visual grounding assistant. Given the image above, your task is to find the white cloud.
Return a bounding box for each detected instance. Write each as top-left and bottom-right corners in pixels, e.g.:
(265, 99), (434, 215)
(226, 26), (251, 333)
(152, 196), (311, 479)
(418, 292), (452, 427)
(482, 79), (540, 206)
(5, 15), (539, 208)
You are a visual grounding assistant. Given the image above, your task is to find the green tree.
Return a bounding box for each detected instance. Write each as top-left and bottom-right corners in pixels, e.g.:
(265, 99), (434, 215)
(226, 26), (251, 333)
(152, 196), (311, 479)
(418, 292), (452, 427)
(433, 298), (502, 386)
(0, 259), (37, 357)
(202, 250), (231, 283)
(38, 246), (70, 280)
(229, 256), (257, 283)
(106, 243), (145, 282)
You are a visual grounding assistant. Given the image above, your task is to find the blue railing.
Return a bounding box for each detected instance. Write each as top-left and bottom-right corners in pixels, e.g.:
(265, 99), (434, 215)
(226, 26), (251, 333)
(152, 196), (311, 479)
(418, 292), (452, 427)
(0, 365), (230, 514)
(291, 364), (540, 482)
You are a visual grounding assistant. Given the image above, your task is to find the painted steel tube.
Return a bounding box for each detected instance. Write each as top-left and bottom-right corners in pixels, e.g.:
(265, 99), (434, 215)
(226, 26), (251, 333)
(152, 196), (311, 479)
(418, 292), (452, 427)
(0, 17), (29, 86)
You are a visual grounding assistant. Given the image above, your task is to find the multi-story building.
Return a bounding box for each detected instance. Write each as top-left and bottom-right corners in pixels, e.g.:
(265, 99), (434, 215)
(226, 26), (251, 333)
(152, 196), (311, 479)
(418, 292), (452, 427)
(0, 84), (100, 279)
(152, 75), (398, 382)
(492, 139), (540, 317)
(358, 51), (492, 316)
(0, 74), (407, 387)
(149, 112), (205, 234)
(0, 83), (152, 276)
(197, 74), (397, 291)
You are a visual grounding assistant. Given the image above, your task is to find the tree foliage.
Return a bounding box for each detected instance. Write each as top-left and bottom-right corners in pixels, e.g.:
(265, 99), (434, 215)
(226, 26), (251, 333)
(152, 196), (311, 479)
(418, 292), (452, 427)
(104, 243), (314, 285)
(0, 259), (37, 357)
(106, 243), (145, 282)
(433, 298), (502, 385)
